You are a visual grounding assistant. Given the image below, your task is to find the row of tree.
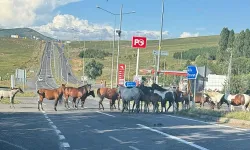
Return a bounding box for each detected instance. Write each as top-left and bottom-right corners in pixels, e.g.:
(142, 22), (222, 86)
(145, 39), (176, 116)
(79, 48), (111, 59)
(173, 47), (217, 61)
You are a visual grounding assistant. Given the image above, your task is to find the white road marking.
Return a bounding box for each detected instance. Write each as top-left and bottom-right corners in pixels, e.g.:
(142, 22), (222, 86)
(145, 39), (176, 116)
(60, 142), (70, 148)
(96, 111), (115, 117)
(129, 146), (140, 150)
(109, 136), (123, 143)
(51, 125), (57, 130)
(41, 110), (70, 149)
(0, 139), (28, 150)
(165, 115), (248, 131)
(56, 129), (61, 134)
(137, 124), (209, 150)
(59, 135), (66, 140)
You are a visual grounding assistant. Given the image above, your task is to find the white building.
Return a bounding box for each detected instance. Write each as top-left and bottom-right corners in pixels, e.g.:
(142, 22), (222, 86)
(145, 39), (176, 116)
(205, 74), (227, 91)
(11, 35), (19, 38)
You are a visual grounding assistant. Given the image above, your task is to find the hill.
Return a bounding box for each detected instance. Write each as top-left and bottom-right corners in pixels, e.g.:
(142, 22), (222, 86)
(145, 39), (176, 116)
(0, 28), (53, 41)
(0, 38), (45, 86)
(62, 35), (220, 85)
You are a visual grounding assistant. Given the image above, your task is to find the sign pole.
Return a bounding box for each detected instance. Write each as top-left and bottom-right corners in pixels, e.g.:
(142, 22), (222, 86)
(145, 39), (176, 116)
(136, 48), (140, 76)
(193, 79), (196, 108)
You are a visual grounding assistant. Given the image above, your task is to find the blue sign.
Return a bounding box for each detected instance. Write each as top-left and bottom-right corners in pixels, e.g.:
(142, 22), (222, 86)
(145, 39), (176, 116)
(125, 81), (136, 87)
(187, 65), (198, 80)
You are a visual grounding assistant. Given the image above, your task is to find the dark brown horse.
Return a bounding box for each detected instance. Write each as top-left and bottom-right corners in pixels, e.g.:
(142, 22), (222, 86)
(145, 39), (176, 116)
(79, 90), (95, 109)
(63, 84), (92, 109)
(97, 87), (120, 110)
(37, 84), (66, 111)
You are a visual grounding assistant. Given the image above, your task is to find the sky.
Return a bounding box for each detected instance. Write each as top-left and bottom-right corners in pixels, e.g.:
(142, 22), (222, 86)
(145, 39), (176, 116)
(0, 0), (250, 40)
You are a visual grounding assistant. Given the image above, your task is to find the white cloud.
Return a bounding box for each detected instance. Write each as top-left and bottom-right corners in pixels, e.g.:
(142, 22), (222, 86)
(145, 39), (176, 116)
(180, 32), (199, 38)
(0, 0), (81, 28)
(32, 14), (169, 40)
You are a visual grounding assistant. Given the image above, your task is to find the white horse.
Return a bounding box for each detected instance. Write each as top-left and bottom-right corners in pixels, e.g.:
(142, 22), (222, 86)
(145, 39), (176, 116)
(0, 87), (24, 108)
(205, 91), (228, 111)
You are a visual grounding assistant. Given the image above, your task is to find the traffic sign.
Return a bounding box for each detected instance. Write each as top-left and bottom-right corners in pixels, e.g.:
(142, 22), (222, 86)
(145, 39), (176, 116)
(187, 65), (198, 80)
(132, 36), (147, 48)
(118, 64), (126, 85)
(125, 81), (136, 87)
(152, 50), (168, 56)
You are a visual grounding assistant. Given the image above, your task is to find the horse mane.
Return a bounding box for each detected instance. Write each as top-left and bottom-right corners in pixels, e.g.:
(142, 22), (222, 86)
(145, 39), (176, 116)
(151, 83), (166, 92)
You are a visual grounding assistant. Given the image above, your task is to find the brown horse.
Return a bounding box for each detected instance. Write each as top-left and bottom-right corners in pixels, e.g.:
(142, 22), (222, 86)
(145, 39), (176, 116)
(63, 84), (91, 109)
(97, 87), (120, 110)
(217, 93), (250, 111)
(37, 84), (66, 111)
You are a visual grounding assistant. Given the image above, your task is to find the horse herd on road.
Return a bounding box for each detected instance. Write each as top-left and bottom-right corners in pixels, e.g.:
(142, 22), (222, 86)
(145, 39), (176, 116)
(0, 83), (249, 113)
(34, 83), (250, 113)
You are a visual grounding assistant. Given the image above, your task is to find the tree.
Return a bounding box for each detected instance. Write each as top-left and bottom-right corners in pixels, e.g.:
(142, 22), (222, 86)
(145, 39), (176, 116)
(243, 29), (250, 57)
(218, 27), (230, 62)
(227, 29), (235, 48)
(85, 59), (104, 79)
(195, 55), (207, 66)
(234, 30), (245, 57)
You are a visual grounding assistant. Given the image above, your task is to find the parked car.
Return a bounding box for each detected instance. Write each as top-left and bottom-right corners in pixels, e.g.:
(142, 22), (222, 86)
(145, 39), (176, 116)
(38, 77), (43, 81)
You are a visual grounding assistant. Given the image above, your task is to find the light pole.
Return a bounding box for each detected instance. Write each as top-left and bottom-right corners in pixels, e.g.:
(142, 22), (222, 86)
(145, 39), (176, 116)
(96, 5), (135, 87)
(156, 0), (165, 84)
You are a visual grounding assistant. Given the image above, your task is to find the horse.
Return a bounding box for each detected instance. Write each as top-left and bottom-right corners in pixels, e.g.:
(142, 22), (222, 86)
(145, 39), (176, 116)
(141, 92), (162, 113)
(117, 85), (144, 113)
(79, 90), (95, 109)
(217, 93), (250, 111)
(37, 84), (66, 111)
(136, 84), (154, 112)
(151, 83), (177, 113)
(63, 84), (92, 109)
(96, 87), (120, 111)
(0, 87), (24, 108)
(204, 91), (225, 109)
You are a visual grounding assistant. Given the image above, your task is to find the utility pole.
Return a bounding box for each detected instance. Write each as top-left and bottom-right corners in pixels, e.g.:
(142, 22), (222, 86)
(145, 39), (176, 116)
(226, 48), (233, 94)
(156, 0), (165, 84)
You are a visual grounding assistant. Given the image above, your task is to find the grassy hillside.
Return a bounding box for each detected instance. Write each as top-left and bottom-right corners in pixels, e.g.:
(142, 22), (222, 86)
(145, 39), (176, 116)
(0, 38), (45, 85)
(0, 28), (53, 41)
(63, 35), (220, 85)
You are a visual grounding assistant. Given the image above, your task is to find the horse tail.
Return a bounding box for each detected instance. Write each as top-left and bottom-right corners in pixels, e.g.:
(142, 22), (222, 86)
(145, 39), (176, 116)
(37, 90), (45, 97)
(97, 88), (101, 97)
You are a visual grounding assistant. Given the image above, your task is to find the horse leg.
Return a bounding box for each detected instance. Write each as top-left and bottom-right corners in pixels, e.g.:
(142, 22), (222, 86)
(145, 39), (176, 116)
(122, 101), (126, 113)
(118, 98), (120, 110)
(64, 96), (69, 109)
(54, 99), (59, 111)
(99, 98), (104, 110)
(131, 101), (135, 113)
(38, 99), (41, 111)
(167, 101), (172, 112)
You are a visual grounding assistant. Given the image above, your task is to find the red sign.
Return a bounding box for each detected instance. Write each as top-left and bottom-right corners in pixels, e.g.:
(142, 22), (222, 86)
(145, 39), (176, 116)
(132, 36), (147, 48)
(118, 64), (126, 85)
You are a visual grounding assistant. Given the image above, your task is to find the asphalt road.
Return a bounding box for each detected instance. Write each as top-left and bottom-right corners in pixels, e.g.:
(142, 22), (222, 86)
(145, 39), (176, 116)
(36, 41), (58, 89)
(1, 97), (250, 150)
(55, 44), (81, 85)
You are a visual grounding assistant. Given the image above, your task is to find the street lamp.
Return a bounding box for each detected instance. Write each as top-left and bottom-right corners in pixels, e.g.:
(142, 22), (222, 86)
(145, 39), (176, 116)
(155, 0), (165, 84)
(96, 5), (135, 87)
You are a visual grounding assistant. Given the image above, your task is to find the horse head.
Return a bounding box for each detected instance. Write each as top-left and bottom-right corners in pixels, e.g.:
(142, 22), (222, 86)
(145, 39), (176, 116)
(18, 87), (24, 94)
(217, 94), (226, 109)
(88, 90), (95, 98)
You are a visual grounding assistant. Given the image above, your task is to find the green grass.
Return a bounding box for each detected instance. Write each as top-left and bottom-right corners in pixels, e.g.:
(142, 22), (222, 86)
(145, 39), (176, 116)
(65, 35), (220, 84)
(177, 108), (250, 121)
(0, 38), (45, 84)
(0, 98), (21, 104)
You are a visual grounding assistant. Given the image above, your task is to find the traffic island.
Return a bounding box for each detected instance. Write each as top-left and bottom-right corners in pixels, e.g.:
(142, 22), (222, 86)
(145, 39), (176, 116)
(176, 108), (250, 129)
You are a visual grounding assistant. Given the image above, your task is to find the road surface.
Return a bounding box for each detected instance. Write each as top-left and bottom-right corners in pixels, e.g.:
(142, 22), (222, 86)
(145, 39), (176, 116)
(0, 97), (250, 150)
